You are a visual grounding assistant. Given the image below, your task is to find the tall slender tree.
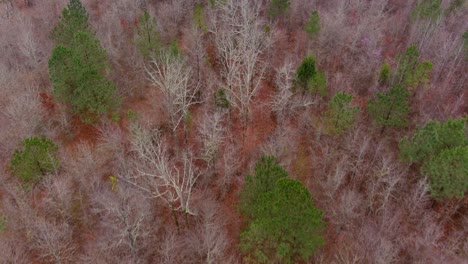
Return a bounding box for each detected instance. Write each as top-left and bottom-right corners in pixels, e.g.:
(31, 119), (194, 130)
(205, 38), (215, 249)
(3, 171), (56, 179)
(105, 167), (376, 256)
(135, 11), (160, 59)
(49, 0), (120, 123)
(49, 32), (119, 123)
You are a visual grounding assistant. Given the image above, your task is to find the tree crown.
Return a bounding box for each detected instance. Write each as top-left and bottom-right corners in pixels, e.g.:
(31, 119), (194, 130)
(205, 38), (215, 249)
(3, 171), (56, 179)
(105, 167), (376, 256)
(10, 136), (60, 185)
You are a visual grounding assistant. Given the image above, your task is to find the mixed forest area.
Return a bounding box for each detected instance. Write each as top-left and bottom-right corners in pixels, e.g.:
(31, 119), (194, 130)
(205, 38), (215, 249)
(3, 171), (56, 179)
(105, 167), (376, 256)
(0, 0), (467, 263)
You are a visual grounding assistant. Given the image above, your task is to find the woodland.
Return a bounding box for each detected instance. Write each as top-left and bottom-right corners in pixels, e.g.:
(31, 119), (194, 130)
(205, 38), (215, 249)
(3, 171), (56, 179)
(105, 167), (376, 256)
(0, 0), (467, 263)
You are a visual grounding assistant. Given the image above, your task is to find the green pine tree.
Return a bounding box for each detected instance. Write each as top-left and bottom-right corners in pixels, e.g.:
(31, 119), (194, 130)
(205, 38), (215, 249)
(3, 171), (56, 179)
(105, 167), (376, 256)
(193, 3), (207, 31)
(367, 85), (410, 133)
(378, 62), (391, 85)
(296, 56), (316, 88)
(399, 117), (467, 199)
(412, 0), (442, 20)
(308, 70), (327, 97)
(10, 136), (60, 185)
(214, 88), (230, 109)
(135, 11), (160, 59)
(49, 32), (119, 123)
(240, 156), (288, 217)
(50, 0), (89, 46)
(399, 117), (467, 164)
(395, 45), (432, 89)
(423, 146), (468, 199)
(305, 11), (320, 39)
(240, 178), (325, 264)
(323, 92), (359, 135)
(295, 55), (327, 96)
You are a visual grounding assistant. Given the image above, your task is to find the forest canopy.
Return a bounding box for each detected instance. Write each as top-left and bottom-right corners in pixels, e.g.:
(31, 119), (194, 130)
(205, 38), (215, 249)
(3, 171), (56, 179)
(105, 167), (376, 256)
(0, 0), (466, 263)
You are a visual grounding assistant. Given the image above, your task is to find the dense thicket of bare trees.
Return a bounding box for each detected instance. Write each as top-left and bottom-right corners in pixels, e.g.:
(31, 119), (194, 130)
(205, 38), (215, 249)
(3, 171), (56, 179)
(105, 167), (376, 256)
(0, 0), (467, 263)
(210, 0), (270, 121)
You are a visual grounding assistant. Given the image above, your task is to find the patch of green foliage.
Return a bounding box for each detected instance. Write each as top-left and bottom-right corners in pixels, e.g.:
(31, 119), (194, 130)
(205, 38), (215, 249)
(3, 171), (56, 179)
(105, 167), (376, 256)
(268, 0), (290, 18)
(295, 55), (327, 96)
(50, 0), (89, 46)
(399, 118), (467, 163)
(445, 0), (466, 15)
(395, 45), (432, 89)
(136, 11), (160, 58)
(193, 3), (207, 31)
(240, 156), (288, 216)
(49, 32), (120, 124)
(240, 156), (325, 263)
(399, 117), (468, 199)
(367, 85), (410, 131)
(422, 146), (468, 199)
(214, 88), (230, 109)
(185, 110), (193, 132)
(49, 0), (120, 124)
(305, 11), (320, 39)
(0, 215), (6, 233)
(412, 0), (442, 20)
(10, 136), (60, 185)
(323, 92), (359, 135)
(379, 63), (391, 85)
(126, 109), (139, 123)
(169, 41), (182, 58)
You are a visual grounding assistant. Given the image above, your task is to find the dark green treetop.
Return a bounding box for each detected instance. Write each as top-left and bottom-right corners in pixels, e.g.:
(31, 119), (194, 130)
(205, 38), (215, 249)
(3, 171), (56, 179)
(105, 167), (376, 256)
(367, 85), (410, 132)
(295, 55), (327, 96)
(49, 32), (119, 123)
(51, 0), (89, 46)
(10, 136), (60, 185)
(240, 178), (325, 264)
(422, 146), (468, 199)
(395, 45), (432, 89)
(399, 117), (467, 164)
(399, 117), (467, 199)
(240, 156), (288, 216)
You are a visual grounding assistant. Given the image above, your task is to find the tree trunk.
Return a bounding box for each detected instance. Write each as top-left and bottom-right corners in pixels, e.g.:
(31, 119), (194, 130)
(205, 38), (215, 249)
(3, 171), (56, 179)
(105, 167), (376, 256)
(172, 209), (180, 234)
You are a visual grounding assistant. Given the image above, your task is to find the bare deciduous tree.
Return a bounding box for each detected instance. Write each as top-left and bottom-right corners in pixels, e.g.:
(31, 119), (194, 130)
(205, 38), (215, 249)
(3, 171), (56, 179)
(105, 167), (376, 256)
(214, 142), (241, 194)
(270, 61), (315, 122)
(0, 235), (30, 264)
(42, 175), (73, 222)
(198, 111), (225, 166)
(210, 0), (270, 121)
(146, 50), (200, 131)
(125, 126), (200, 231)
(28, 218), (75, 264)
(2, 85), (44, 140)
(19, 20), (41, 68)
(156, 0), (191, 42)
(187, 200), (230, 264)
(367, 154), (404, 214)
(95, 186), (152, 263)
